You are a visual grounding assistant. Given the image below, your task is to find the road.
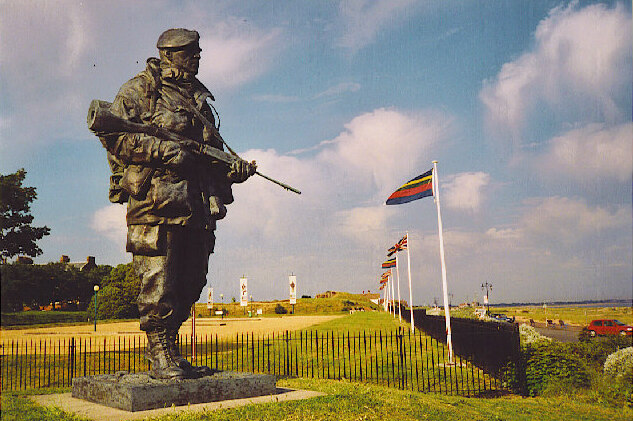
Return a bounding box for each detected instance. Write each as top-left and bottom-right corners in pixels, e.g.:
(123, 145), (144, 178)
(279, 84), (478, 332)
(531, 322), (582, 343)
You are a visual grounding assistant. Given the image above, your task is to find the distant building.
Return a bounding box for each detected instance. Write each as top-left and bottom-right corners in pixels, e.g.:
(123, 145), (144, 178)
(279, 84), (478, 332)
(59, 255), (97, 271)
(316, 291), (338, 298)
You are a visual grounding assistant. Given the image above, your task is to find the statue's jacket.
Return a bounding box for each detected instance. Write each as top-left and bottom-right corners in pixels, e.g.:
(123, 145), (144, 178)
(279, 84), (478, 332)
(105, 58), (233, 253)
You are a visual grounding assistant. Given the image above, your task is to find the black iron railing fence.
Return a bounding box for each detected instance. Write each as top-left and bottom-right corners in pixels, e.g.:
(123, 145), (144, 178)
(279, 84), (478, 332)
(402, 309), (520, 376)
(1, 328), (508, 396)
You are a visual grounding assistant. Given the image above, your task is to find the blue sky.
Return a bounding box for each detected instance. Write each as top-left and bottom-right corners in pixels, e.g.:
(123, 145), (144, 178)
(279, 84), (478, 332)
(1, 0), (631, 305)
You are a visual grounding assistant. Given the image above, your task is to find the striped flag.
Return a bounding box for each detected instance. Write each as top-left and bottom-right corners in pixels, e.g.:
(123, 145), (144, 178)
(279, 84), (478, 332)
(386, 169), (433, 205)
(387, 234), (408, 256)
(381, 258), (396, 269)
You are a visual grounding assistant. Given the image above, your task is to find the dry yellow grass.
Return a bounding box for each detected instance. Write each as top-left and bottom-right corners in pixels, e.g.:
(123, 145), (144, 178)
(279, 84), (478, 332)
(0, 315), (343, 353)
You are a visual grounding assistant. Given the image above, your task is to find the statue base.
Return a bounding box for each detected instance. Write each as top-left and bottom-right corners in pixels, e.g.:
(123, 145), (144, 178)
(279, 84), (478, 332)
(72, 371), (276, 412)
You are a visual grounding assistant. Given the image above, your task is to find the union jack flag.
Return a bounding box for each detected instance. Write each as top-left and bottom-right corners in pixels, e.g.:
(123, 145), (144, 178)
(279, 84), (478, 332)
(387, 234), (408, 256)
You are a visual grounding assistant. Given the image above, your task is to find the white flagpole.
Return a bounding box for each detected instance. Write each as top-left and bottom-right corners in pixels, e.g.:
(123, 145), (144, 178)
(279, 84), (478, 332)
(386, 279), (391, 312)
(433, 160), (454, 363)
(389, 268), (396, 317)
(382, 284), (387, 311)
(385, 276), (391, 313)
(406, 232), (414, 332)
(381, 278), (387, 311)
(395, 254), (402, 322)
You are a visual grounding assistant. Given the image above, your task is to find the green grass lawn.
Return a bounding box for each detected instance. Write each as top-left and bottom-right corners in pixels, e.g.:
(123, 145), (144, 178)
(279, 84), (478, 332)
(2, 311), (631, 420)
(1, 311), (89, 328)
(494, 305), (633, 326)
(2, 378), (631, 421)
(194, 292), (382, 318)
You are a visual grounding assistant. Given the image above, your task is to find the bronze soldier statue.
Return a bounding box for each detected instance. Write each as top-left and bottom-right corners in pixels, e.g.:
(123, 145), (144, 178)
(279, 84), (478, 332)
(95, 28), (256, 379)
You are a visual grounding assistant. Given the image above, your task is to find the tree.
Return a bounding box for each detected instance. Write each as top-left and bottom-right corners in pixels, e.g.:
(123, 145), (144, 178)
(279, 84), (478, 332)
(0, 262), (106, 311)
(87, 263), (141, 320)
(0, 169), (50, 260)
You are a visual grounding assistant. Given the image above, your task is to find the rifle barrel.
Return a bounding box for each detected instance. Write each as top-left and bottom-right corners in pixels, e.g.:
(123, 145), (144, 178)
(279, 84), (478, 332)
(88, 99), (302, 195)
(255, 171), (301, 194)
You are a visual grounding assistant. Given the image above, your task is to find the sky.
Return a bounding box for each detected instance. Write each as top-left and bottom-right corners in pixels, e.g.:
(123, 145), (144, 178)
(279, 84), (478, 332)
(1, 0), (631, 306)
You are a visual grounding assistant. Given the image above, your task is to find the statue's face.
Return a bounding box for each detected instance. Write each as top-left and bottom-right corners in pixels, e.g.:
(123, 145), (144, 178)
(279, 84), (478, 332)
(168, 42), (202, 74)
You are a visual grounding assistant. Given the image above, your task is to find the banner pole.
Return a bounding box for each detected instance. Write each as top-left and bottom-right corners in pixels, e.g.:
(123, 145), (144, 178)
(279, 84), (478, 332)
(406, 232), (414, 332)
(433, 160), (453, 363)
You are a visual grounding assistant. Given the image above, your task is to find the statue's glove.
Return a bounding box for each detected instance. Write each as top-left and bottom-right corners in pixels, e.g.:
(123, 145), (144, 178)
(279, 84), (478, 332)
(160, 141), (195, 170)
(227, 159), (256, 183)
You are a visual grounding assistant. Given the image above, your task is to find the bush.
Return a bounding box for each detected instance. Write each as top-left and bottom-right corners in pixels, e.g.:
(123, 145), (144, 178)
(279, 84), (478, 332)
(274, 304), (288, 314)
(507, 341), (590, 396)
(519, 323), (552, 345)
(604, 346), (633, 382)
(574, 335), (633, 371)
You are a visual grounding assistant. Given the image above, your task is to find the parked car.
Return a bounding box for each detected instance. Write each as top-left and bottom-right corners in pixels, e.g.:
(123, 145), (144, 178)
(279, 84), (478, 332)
(586, 319), (633, 337)
(489, 313), (515, 323)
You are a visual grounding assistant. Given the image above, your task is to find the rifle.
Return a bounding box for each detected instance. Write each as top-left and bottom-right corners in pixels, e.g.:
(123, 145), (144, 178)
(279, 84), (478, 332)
(87, 100), (301, 194)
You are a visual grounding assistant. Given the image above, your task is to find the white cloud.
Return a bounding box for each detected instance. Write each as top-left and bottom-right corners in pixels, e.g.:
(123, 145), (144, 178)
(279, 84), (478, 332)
(443, 172), (491, 212)
(92, 204), (127, 245)
(519, 196), (630, 245)
(252, 94), (300, 103)
(198, 19), (283, 90)
(480, 2), (631, 142)
(537, 123), (632, 183)
(336, 206), (392, 242)
(316, 107), (453, 201)
(216, 107), (453, 295)
(409, 195), (631, 302)
(225, 107), (452, 235)
(314, 82), (361, 98)
(337, 0), (415, 51)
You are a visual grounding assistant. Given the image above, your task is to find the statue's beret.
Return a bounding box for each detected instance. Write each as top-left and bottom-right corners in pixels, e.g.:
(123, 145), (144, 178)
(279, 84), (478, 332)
(157, 28), (200, 49)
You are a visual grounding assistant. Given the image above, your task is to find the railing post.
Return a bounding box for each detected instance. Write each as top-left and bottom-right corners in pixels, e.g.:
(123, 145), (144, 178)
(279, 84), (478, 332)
(68, 338), (75, 385)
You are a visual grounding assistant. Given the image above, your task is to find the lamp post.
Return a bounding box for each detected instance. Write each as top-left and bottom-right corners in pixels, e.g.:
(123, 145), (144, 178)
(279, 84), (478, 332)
(220, 294), (224, 320)
(481, 282), (492, 315)
(250, 294), (253, 316)
(93, 285), (99, 331)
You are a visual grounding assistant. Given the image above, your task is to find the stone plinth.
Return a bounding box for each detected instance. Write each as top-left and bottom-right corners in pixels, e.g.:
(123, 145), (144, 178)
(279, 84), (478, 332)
(72, 371), (276, 412)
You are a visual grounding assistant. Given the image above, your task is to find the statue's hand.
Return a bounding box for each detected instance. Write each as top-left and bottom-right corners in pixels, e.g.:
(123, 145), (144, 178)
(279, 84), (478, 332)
(161, 141), (195, 169)
(228, 159), (256, 183)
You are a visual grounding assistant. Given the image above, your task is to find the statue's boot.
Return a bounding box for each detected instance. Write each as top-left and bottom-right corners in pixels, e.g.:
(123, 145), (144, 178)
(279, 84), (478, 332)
(167, 328), (214, 378)
(168, 328), (192, 371)
(145, 329), (187, 380)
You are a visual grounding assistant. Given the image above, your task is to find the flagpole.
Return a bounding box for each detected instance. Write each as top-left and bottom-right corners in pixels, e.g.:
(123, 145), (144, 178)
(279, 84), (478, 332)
(383, 284), (388, 311)
(380, 281), (384, 310)
(386, 276), (391, 313)
(386, 279), (391, 313)
(433, 160), (454, 363)
(395, 254), (402, 322)
(389, 268), (396, 317)
(406, 232), (414, 332)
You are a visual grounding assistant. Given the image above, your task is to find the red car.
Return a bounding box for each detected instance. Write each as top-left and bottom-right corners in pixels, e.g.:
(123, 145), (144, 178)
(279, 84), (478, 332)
(587, 319), (633, 337)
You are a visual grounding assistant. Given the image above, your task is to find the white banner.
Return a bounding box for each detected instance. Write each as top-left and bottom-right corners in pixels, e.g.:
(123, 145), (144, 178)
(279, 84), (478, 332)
(289, 275), (297, 305)
(483, 295), (488, 305)
(207, 287), (213, 309)
(240, 278), (248, 307)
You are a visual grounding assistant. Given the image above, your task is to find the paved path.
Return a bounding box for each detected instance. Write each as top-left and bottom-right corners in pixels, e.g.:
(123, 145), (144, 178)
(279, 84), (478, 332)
(31, 388), (324, 421)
